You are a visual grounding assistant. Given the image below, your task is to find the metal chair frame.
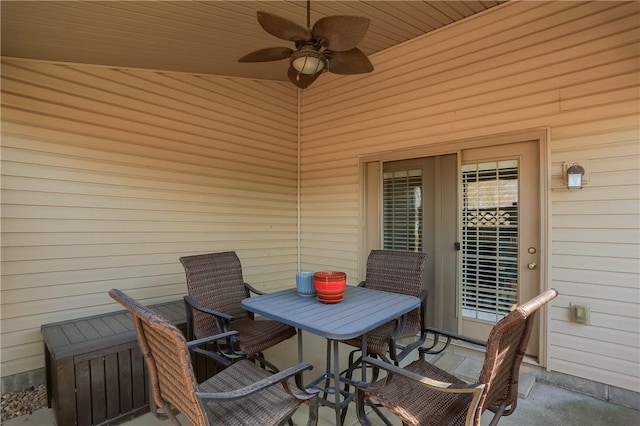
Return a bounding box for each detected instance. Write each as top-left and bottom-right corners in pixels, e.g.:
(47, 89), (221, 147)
(180, 251), (296, 373)
(109, 288), (319, 426)
(354, 289), (559, 426)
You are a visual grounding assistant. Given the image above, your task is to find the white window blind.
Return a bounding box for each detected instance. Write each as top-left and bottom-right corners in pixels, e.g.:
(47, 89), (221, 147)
(383, 170), (422, 252)
(461, 161), (519, 322)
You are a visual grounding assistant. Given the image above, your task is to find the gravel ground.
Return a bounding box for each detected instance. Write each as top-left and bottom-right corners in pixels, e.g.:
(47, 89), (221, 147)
(1, 385), (47, 422)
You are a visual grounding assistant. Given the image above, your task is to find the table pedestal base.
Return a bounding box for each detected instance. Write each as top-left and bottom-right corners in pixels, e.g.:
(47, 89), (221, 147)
(304, 340), (356, 425)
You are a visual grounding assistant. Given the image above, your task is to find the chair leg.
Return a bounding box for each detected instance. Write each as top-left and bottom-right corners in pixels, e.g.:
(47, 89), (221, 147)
(163, 404), (183, 426)
(345, 354), (398, 426)
(355, 390), (396, 426)
(487, 404), (507, 426)
(149, 380), (169, 421)
(151, 401), (182, 424)
(368, 401), (395, 426)
(342, 347), (362, 397)
(321, 340), (332, 401)
(148, 380), (182, 424)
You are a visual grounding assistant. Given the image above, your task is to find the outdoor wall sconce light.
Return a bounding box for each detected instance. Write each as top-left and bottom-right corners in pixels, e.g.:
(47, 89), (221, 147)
(565, 162), (586, 190)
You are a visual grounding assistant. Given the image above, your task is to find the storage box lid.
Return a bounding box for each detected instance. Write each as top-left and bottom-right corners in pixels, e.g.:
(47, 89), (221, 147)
(41, 299), (185, 358)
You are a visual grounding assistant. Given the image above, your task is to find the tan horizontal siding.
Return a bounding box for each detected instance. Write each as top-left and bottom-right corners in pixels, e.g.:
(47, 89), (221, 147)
(552, 316), (639, 348)
(1, 122), (295, 184)
(551, 358), (639, 394)
(552, 305), (639, 334)
(554, 294), (639, 320)
(0, 59), (299, 376)
(552, 242), (639, 259)
(551, 333), (638, 367)
(552, 228), (640, 245)
(553, 268), (639, 289)
(550, 122), (639, 388)
(299, 0), (640, 391)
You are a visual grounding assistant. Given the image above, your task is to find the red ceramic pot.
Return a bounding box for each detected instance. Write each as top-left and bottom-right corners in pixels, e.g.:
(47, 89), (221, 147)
(314, 271), (346, 304)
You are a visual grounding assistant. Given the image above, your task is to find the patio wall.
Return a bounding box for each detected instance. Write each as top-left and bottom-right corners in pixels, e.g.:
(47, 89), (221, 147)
(298, 1), (639, 392)
(0, 60), (299, 379)
(0, 0), (638, 398)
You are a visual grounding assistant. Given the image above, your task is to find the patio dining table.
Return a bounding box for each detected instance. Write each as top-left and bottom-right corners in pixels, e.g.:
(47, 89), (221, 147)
(241, 285), (421, 426)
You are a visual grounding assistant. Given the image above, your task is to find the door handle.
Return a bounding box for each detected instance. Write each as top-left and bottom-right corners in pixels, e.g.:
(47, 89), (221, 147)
(527, 262), (537, 270)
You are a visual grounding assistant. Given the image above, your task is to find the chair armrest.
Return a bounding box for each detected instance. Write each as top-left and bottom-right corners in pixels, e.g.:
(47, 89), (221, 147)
(358, 356), (484, 393)
(416, 289), (429, 335)
(196, 362), (319, 402)
(187, 330), (246, 367)
(355, 357), (485, 426)
(244, 282), (264, 295)
(426, 327), (487, 346)
(184, 295), (234, 341)
(420, 327), (487, 357)
(187, 331), (239, 348)
(184, 295), (234, 322)
(391, 289), (429, 362)
(389, 289), (427, 341)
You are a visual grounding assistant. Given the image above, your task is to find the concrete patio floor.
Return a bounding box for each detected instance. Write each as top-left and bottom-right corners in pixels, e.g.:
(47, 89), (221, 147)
(5, 374), (637, 426)
(136, 380), (636, 426)
(5, 343), (637, 426)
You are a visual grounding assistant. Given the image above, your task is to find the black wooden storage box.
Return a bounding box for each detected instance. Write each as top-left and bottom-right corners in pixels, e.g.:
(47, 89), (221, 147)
(41, 299), (215, 426)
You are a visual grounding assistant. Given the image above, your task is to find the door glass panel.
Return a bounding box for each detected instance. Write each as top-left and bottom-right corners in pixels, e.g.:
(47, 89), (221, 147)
(383, 169), (423, 251)
(461, 160), (518, 322)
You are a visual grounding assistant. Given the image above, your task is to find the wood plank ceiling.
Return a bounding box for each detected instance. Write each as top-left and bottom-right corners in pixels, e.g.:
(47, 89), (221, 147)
(1, 1), (506, 82)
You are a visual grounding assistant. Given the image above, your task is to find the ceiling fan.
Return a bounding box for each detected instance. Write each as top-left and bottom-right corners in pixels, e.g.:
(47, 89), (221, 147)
(239, 0), (374, 89)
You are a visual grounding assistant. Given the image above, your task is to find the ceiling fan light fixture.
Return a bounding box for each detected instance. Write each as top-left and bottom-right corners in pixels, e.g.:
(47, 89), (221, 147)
(290, 47), (326, 75)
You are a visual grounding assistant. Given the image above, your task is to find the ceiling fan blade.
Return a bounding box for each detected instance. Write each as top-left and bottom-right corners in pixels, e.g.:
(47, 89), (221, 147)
(287, 66), (321, 89)
(238, 47), (293, 63)
(312, 16), (370, 52)
(327, 48), (374, 75)
(257, 11), (312, 42)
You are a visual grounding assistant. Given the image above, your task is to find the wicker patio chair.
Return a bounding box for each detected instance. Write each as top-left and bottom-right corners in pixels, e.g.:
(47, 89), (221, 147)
(338, 250), (426, 421)
(180, 251), (296, 372)
(109, 288), (318, 426)
(343, 250), (428, 367)
(354, 289), (559, 426)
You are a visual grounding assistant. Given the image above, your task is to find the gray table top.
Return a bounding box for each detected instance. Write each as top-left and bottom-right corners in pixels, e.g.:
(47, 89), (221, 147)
(241, 286), (420, 340)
